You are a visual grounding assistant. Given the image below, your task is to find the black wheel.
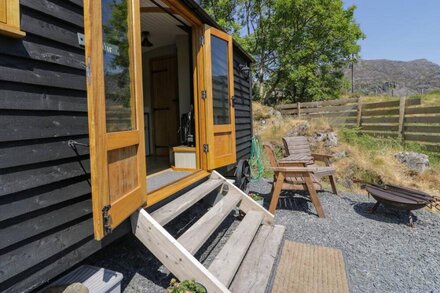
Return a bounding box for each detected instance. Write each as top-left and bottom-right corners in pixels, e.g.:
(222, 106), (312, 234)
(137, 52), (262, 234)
(235, 159), (251, 191)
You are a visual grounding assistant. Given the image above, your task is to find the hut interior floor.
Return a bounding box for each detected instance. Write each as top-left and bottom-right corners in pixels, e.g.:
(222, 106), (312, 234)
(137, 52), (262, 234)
(147, 156), (170, 175)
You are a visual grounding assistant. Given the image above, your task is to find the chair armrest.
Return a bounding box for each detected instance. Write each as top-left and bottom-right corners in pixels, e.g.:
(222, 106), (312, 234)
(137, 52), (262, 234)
(272, 166), (316, 174)
(279, 161), (308, 167)
(312, 153), (333, 165)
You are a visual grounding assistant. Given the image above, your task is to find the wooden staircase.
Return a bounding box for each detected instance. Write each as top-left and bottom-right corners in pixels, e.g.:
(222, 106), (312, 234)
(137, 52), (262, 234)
(131, 171), (285, 293)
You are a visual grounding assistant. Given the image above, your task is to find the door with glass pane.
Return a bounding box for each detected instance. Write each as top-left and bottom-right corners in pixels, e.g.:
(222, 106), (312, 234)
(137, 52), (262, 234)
(84, 0), (146, 240)
(203, 26), (236, 169)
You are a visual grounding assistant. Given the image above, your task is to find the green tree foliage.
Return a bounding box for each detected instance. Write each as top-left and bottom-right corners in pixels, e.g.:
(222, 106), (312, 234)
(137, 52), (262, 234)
(200, 0), (364, 104)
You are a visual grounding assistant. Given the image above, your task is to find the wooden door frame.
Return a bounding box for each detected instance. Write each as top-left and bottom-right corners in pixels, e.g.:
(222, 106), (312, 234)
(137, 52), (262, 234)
(85, 0), (146, 240)
(149, 55), (179, 156)
(202, 26), (236, 169)
(160, 0), (206, 170)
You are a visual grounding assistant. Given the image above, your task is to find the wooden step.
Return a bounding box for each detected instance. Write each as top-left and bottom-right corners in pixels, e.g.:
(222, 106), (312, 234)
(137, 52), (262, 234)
(208, 210), (264, 287)
(151, 178), (224, 226)
(229, 224), (285, 293)
(178, 189), (243, 255)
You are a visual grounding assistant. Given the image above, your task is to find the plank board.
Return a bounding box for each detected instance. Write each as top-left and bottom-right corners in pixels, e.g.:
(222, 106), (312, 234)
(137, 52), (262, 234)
(229, 225), (285, 293)
(151, 178), (223, 226)
(209, 211), (263, 287)
(271, 241), (349, 293)
(131, 209), (229, 293)
(178, 189), (242, 255)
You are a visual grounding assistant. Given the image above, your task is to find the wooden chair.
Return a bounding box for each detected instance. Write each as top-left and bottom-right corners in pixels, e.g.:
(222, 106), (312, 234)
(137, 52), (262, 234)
(263, 144), (325, 218)
(282, 136), (338, 195)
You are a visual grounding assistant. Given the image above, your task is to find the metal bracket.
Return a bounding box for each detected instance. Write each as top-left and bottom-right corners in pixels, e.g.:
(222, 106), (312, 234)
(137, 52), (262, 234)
(77, 33), (85, 47)
(102, 205), (112, 235)
(231, 96), (237, 107)
(199, 35), (205, 47)
(201, 90), (207, 100)
(203, 144), (209, 153)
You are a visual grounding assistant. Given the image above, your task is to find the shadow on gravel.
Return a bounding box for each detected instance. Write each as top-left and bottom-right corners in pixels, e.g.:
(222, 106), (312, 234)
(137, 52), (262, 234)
(259, 190), (317, 216)
(353, 202), (418, 225)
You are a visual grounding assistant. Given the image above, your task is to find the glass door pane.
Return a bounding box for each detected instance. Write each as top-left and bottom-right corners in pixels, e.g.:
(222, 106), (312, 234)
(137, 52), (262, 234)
(102, 0), (136, 132)
(210, 35), (230, 125)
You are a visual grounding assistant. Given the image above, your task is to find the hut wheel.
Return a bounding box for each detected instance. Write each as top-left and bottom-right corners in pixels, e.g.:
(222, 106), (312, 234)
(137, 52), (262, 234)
(235, 159), (251, 191)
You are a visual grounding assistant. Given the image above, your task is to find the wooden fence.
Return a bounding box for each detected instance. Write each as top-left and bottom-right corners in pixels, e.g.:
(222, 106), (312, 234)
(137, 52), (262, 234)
(276, 97), (440, 152)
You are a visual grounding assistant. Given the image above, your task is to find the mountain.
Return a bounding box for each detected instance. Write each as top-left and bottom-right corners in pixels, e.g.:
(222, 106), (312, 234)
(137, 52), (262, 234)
(345, 59), (440, 96)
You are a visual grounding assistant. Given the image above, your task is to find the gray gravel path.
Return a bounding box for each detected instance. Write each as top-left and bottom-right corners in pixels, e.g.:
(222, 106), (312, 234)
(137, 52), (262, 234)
(86, 179), (440, 292)
(249, 179), (440, 293)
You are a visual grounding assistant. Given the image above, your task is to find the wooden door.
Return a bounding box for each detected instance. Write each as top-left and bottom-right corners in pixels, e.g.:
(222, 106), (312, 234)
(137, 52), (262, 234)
(151, 56), (179, 156)
(84, 0), (146, 240)
(202, 26), (236, 169)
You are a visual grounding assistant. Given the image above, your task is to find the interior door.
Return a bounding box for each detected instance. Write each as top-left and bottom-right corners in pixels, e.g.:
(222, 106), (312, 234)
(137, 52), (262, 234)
(151, 56), (179, 156)
(203, 26), (236, 169)
(84, 0), (146, 240)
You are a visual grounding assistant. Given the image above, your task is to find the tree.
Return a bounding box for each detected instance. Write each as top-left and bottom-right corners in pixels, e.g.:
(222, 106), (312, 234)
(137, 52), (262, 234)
(200, 0), (364, 104)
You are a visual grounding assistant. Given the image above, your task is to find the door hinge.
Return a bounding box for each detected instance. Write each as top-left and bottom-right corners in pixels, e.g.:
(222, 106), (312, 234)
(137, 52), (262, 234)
(201, 90), (207, 99)
(203, 144), (209, 153)
(86, 57), (91, 85)
(232, 96), (237, 107)
(102, 205), (112, 235)
(199, 35), (205, 47)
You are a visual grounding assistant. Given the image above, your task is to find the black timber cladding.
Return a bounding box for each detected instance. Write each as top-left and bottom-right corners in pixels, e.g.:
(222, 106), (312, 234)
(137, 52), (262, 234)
(233, 50), (253, 161)
(0, 1), (254, 292)
(0, 1), (126, 292)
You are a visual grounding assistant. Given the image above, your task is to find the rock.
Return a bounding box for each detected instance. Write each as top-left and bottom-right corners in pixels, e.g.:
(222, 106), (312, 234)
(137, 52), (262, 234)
(334, 151), (347, 159)
(394, 152), (430, 173)
(310, 131), (338, 149)
(286, 120), (310, 136)
(269, 108), (283, 119)
(325, 132), (338, 148)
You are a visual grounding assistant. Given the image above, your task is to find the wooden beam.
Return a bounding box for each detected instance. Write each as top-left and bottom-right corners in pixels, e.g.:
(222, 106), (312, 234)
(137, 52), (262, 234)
(140, 7), (175, 14)
(131, 209), (230, 292)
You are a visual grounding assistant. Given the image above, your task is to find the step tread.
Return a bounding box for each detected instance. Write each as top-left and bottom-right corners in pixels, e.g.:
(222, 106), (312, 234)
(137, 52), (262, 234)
(208, 210), (264, 287)
(229, 224), (285, 293)
(178, 189), (242, 255)
(151, 178), (224, 226)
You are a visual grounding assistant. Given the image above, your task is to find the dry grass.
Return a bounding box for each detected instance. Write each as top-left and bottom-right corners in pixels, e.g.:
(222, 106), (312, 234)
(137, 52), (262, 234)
(253, 101), (440, 196)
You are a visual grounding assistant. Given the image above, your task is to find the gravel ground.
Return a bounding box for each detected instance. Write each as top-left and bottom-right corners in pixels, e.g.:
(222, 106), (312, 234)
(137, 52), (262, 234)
(86, 179), (440, 292)
(249, 179), (440, 293)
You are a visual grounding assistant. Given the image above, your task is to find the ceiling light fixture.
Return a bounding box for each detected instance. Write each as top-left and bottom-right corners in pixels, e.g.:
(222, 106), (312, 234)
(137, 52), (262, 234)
(141, 31), (153, 47)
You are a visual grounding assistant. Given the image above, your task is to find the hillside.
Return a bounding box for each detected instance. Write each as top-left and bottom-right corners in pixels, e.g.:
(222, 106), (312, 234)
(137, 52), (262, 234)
(346, 59), (440, 96)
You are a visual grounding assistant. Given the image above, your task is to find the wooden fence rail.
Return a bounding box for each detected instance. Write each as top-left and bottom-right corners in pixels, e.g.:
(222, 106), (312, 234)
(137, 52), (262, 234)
(276, 97), (440, 152)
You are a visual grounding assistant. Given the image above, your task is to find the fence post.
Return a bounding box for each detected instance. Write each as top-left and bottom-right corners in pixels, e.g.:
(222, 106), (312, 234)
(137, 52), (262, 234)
(356, 97), (363, 128)
(297, 102), (301, 118)
(398, 96), (406, 139)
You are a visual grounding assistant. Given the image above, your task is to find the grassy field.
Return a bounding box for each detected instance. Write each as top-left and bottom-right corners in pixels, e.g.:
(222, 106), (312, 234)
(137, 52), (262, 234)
(358, 89), (440, 106)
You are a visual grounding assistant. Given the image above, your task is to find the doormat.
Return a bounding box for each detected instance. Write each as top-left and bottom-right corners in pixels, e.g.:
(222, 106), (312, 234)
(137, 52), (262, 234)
(271, 241), (349, 293)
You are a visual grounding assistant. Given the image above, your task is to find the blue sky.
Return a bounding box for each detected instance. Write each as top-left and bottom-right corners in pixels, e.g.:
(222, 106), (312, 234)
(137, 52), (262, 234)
(344, 0), (440, 65)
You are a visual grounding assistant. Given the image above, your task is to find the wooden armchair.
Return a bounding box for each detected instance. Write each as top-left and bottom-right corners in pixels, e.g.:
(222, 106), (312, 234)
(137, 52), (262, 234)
(263, 144), (325, 218)
(282, 136), (337, 194)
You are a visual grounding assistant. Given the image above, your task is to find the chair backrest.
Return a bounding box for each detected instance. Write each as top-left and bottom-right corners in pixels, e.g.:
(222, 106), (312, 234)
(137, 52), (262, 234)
(263, 144), (279, 168)
(282, 136), (313, 161)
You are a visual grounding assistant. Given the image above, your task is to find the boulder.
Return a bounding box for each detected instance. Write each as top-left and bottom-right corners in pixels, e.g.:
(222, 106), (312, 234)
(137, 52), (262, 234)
(394, 152), (430, 173)
(286, 120), (310, 136)
(310, 131), (338, 149)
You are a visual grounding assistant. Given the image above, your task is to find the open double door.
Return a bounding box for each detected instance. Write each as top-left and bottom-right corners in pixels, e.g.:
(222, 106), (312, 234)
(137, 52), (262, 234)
(84, 0), (236, 240)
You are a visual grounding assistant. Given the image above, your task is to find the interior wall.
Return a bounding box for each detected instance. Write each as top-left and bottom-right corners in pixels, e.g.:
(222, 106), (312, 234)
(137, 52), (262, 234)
(176, 35), (191, 117)
(142, 36), (192, 156)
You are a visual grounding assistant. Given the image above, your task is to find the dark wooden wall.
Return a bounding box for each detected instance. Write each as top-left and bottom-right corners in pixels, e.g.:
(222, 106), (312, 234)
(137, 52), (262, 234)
(0, 1), (127, 292)
(233, 50), (253, 161)
(0, 1), (254, 291)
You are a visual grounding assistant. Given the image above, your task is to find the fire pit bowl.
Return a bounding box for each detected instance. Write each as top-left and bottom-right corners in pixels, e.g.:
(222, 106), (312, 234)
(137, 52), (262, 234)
(363, 183), (439, 227)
